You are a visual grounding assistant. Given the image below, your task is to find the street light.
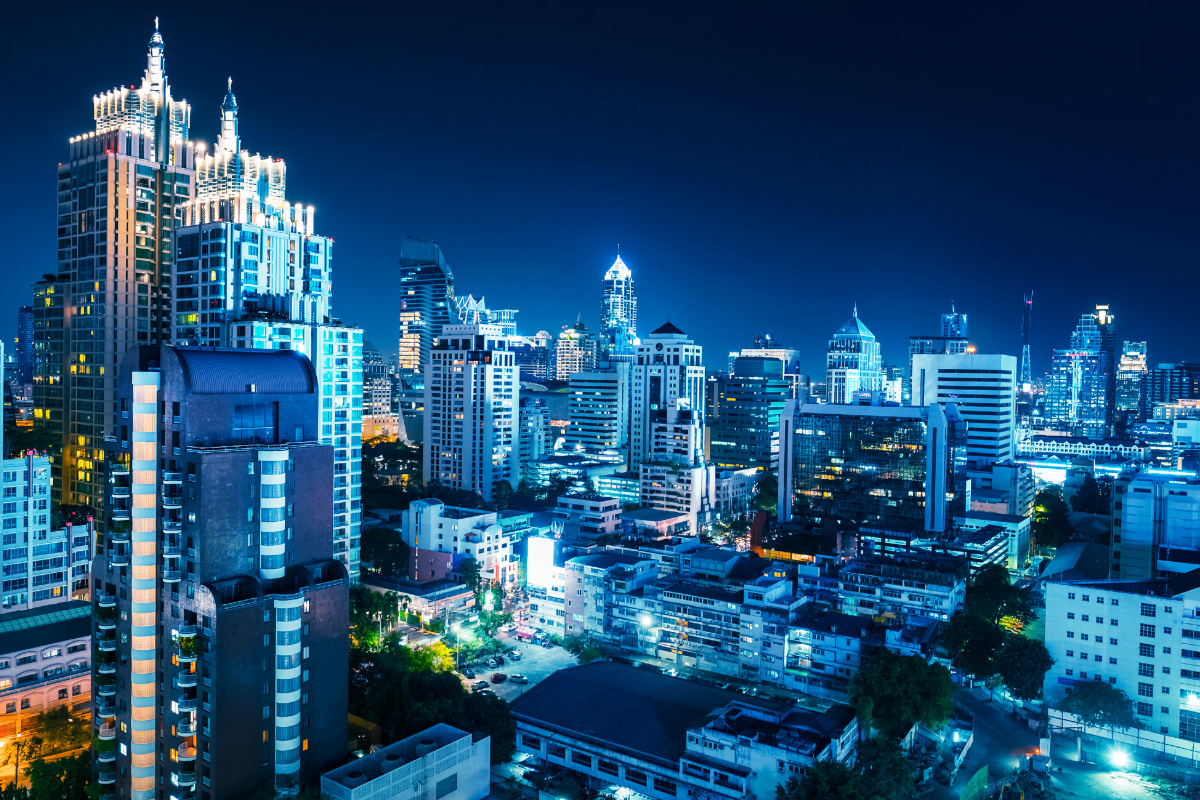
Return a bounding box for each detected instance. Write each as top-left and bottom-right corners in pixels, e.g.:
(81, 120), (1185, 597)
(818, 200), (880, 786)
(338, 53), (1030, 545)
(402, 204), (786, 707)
(452, 623), (461, 672)
(1109, 747), (1129, 770)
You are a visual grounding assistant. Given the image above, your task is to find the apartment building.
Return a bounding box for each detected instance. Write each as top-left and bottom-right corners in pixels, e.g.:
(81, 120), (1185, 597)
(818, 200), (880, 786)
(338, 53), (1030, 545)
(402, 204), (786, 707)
(838, 553), (968, 623)
(553, 493), (622, 543)
(0, 600), (92, 738)
(563, 552), (658, 644)
(784, 611), (885, 704)
(0, 457), (86, 611)
(401, 500), (516, 588)
(1111, 470), (1200, 581)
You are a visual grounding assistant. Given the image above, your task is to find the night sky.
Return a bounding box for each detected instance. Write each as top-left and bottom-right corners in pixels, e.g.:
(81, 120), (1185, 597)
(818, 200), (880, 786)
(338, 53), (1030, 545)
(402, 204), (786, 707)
(5, 2), (1198, 377)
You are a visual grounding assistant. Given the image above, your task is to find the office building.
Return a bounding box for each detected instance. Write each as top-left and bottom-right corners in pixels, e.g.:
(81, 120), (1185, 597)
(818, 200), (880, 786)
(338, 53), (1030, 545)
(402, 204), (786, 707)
(1042, 574), (1200, 740)
(1110, 469), (1200, 580)
(640, 401), (715, 536)
(954, 511), (1031, 570)
(911, 353), (1018, 466)
(397, 237), (454, 379)
(455, 295), (518, 338)
(362, 342), (400, 441)
(225, 321), (365, 579)
(563, 552), (659, 643)
(518, 397), (551, 482)
(40, 23), (197, 509)
(173, 81), (331, 349)
(0, 454), (73, 610)
(564, 364), (630, 464)
(777, 400), (968, 533)
(550, 319), (599, 380)
(321, 724), (491, 800)
(907, 336), (969, 406)
(963, 461), (1035, 518)
(708, 357), (791, 474)
(13, 307), (34, 400)
(733, 336), (807, 400)
(423, 323), (518, 502)
(0, 600), (92, 739)
(630, 323), (706, 467)
(553, 494), (622, 542)
(1116, 342), (1148, 435)
(1045, 306), (1115, 437)
(95, 345), (349, 798)
(826, 306), (883, 406)
(401, 500), (517, 588)
(600, 255), (637, 355)
(941, 302), (967, 339)
(512, 662), (858, 800)
(1144, 363), (1200, 423)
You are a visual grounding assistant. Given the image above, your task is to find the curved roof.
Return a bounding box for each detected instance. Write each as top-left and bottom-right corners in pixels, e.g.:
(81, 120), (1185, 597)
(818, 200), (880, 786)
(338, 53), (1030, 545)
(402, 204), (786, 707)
(651, 321), (686, 336)
(172, 347), (316, 395)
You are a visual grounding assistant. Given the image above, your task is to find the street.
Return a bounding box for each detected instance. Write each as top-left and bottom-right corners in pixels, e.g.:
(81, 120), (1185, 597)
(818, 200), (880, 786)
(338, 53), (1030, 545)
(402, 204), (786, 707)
(922, 688), (1039, 800)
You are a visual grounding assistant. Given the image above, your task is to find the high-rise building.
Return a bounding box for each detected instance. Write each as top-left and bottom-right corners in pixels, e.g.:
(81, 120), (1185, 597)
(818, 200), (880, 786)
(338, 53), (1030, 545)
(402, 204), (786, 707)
(564, 365), (630, 464)
(95, 345), (348, 797)
(777, 400), (967, 533)
(734, 336), (807, 400)
(1110, 468), (1200, 581)
(1044, 306), (1114, 437)
(639, 400), (714, 536)
(550, 319), (599, 380)
(630, 323), (706, 467)
(423, 323), (519, 501)
(911, 353), (1018, 467)
(941, 302), (967, 339)
(173, 80), (331, 349)
(14, 306), (34, 398)
(1143, 363), (1200, 421)
(0, 452), (70, 611)
(40, 22), (197, 509)
(600, 255), (637, 355)
(518, 397), (550, 482)
(826, 306), (883, 405)
(1116, 341), (1148, 435)
(397, 237), (454, 378)
(907, 336), (969, 406)
(362, 342), (390, 417)
(708, 357), (790, 474)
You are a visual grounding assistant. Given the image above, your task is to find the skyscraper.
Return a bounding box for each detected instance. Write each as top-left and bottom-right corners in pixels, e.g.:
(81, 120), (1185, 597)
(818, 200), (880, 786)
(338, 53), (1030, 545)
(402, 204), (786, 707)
(941, 302), (967, 339)
(630, 322), (705, 466)
(1115, 341), (1148, 436)
(911, 353), (1018, 467)
(40, 22), (196, 508)
(639, 399), (714, 535)
(600, 255), (637, 354)
(708, 357), (791, 474)
(423, 323), (519, 501)
(1044, 306), (1113, 437)
(14, 306), (34, 398)
(96, 345), (348, 798)
(565, 364), (630, 464)
(826, 306), (883, 405)
(550, 318), (599, 380)
(397, 237), (454, 378)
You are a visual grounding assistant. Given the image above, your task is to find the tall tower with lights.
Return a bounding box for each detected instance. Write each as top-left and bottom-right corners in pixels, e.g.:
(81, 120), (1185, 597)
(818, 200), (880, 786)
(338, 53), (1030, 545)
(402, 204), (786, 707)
(600, 255), (637, 354)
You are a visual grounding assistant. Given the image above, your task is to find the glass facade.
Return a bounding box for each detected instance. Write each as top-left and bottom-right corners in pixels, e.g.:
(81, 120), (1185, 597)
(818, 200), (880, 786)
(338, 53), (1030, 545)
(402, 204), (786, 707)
(709, 359), (790, 474)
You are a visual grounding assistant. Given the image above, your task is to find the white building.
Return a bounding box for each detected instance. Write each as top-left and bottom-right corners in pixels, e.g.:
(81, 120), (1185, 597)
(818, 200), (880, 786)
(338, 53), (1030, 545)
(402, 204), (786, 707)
(838, 553), (967, 623)
(553, 493), (622, 542)
(1020, 435), (1151, 461)
(640, 401), (714, 536)
(825, 306), (883, 405)
(423, 323), (519, 501)
(954, 511), (1032, 570)
(1111, 470), (1200, 581)
(228, 321), (365, 578)
(322, 724), (490, 800)
(565, 365), (629, 464)
(1042, 575), (1200, 740)
(0, 455), (70, 610)
(911, 353), (1018, 467)
(713, 468), (758, 518)
(401, 500), (517, 588)
(630, 323), (706, 466)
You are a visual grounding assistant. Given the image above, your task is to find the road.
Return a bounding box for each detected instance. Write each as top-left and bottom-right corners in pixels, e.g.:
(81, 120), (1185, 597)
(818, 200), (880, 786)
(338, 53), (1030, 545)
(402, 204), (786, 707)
(922, 688), (1039, 800)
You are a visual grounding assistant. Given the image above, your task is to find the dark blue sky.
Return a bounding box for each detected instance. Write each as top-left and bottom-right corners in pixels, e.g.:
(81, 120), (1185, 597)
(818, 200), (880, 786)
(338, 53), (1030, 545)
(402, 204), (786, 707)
(6, 2), (1198, 376)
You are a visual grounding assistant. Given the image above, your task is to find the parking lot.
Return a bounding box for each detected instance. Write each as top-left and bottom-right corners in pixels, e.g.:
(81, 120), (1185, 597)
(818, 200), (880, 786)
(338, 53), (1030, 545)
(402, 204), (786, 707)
(460, 630), (578, 702)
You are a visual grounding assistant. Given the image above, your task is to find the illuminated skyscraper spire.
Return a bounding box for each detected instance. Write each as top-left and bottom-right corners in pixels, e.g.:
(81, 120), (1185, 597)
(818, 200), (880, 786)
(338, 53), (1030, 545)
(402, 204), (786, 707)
(144, 17), (165, 97)
(218, 77), (239, 153)
(601, 253), (637, 354)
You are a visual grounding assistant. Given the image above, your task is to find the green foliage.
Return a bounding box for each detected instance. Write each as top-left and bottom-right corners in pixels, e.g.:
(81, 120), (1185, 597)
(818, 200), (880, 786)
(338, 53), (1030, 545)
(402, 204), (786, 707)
(360, 526), (410, 578)
(994, 636), (1055, 701)
(4, 426), (60, 459)
(940, 612), (1005, 679)
(460, 559), (482, 595)
(856, 737), (916, 800)
(1070, 473), (1110, 514)
(776, 759), (857, 800)
(491, 480), (514, 511)
(24, 753), (90, 800)
(561, 632), (608, 664)
(478, 610), (514, 638)
(753, 474), (778, 512)
(964, 564), (1034, 624)
(1060, 680), (1142, 730)
(349, 584), (401, 648)
(849, 650), (953, 739)
(178, 636), (199, 657)
(31, 706), (88, 754)
(1032, 488), (1074, 548)
(349, 636), (515, 763)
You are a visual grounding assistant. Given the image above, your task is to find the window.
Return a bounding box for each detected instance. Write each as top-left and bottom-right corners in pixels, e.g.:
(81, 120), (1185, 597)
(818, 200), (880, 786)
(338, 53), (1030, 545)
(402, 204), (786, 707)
(1112, 598), (1119, 606)
(522, 735), (542, 750)
(1111, 619), (1119, 626)
(1083, 595), (1090, 602)
(1111, 638), (1118, 645)
(1082, 634), (1089, 641)
(1140, 663), (1155, 677)
(1098, 618), (1104, 624)
(1066, 650), (1074, 658)
(1068, 593), (1076, 600)
(1068, 613), (1076, 620)
(1164, 686), (1172, 694)
(570, 751), (593, 768)
(1142, 603), (1157, 618)
(1139, 683), (1154, 698)
(1110, 658), (1118, 665)
(1137, 703), (1154, 717)
(1166, 628), (1173, 635)
(1068, 632), (1075, 639)
(1066, 670), (1074, 677)
(1141, 624), (1156, 638)
(1082, 615), (1089, 622)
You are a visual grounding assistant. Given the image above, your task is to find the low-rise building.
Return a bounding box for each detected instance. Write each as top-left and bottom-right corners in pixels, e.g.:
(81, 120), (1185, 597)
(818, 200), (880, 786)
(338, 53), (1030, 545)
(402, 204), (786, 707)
(784, 610), (885, 703)
(361, 576), (475, 623)
(563, 553), (658, 642)
(0, 600), (91, 738)
(621, 508), (693, 538)
(1110, 470), (1200, 581)
(838, 553), (968, 623)
(511, 662), (858, 800)
(611, 536), (705, 577)
(553, 493), (622, 542)
(402, 500), (517, 588)
(595, 471), (641, 507)
(713, 469), (758, 519)
(954, 511), (1032, 571)
(1021, 434), (1151, 461)
(321, 723), (490, 800)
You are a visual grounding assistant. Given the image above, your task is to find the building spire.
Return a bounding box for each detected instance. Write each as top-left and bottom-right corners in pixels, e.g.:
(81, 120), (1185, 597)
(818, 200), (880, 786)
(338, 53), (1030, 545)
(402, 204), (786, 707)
(145, 18), (166, 97)
(853, 302), (858, 318)
(218, 77), (240, 154)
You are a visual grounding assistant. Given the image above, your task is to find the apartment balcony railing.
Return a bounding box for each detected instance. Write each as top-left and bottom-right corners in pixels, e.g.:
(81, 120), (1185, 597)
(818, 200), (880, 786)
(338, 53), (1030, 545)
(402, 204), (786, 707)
(177, 670), (197, 689)
(177, 696), (198, 712)
(97, 593), (117, 608)
(162, 494), (183, 509)
(162, 472), (184, 483)
(96, 746), (117, 763)
(96, 634), (117, 652)
(97, 766), (117, 785)
(108, 527), (130, 543)
(177, 745), (197, 762)
(95, 699), (118, 718)
(109, 487), (130, 498)
(177, 719), (197, 736)
(97, 661), (116, 675)
(163, 570), (182, 583)
(163, 519), (182, 532)
(174, 770), (197, 787)
(163, 542), (183, 557)
(98, 722), (117, 740)
(109, 464), (130, 475)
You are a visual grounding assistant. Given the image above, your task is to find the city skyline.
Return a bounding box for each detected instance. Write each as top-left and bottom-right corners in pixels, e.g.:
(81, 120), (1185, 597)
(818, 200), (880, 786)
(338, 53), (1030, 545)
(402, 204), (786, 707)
(3, 5), (1198, 378)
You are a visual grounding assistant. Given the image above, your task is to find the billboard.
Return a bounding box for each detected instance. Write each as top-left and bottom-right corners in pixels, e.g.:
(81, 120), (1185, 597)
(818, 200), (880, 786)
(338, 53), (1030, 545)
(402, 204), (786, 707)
(526, 536), (555, 590)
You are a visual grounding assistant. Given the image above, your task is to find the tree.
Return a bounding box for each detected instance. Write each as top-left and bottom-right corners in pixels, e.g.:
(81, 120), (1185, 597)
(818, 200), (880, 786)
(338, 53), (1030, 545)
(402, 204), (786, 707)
(849, 650), (953, 739)
(4, 426), (59, 459)
(754, 474), (779, 512)
(25, 753), (89, 800)
(994, 636), (1054, 702)
(776, 759), (858, 800)
(30, 706), (88, 755)
(478, 610), (514, 638)
(491, 480), (514, 511)
(460, 559), (482, 595)
(0, 736), (43, 786)
(940, 612), (1005, 680)
(1059, 681), (1142, 731)
(1070, 474), (1105, 514)
(360, 526), (410, 577)
(1032, 488), (1074, 548)
(965, 564), (1034, 624)
(561, 632), (608, 665)
(349, 585), (401, 648)
(856, 737), (916, 800)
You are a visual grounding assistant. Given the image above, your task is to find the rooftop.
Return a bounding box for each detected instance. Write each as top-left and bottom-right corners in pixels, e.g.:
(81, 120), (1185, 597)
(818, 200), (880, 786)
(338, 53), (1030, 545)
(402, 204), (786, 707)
(0, 602), (92, 657)
(622, 508), (689, 523)
(659, 580), (744, 605)
(509, 661), (786, 767)
(172, 346), (316, 395)
(568, 552), (653, 571)
(958, 510), (1028, 524)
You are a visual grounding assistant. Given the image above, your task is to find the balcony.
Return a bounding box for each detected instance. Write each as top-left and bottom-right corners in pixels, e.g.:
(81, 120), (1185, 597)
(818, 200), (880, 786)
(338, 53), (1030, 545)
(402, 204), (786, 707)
(96, 744), (117, 763)
(177, 669), (197, 688)
(96, 634), (117, 652)
(110, 486), (130, 499)
(110, 510), (131, 522)
(97, 766), (117, 785)
(96, 680), (117, 697)
(162, 493), (183, 509)
(109, 553), (130, 568)
(177, 745), (197, 762)
(174, 770), (197, 788)
(177, 696), (198, 712)
(95, 609), (117, 630)
(110, 463), (130, 475)
(97, 661), (116, 675)
(108, 527), (130, 543)
(163, 519), (182, 532)
(176, 639), (198, 662)
(97, 593), (117, 608)
(98, 722), (117, 740)
(163, 569), (182, 583)
(95, 700), (118, 718)
(177, 719), (197, 736)
(178, 625), (197, 638)
(163, 542), (183, 557)
(163, 471), (183, 483)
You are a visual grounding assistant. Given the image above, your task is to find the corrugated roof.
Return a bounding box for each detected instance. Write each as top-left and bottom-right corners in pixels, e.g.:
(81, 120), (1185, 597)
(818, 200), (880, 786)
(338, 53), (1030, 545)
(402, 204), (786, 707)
(173, 347), (315, 395)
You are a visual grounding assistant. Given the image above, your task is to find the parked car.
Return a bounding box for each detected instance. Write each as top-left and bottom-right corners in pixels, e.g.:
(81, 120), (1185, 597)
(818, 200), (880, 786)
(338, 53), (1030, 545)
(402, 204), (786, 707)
(478, 688), (496, 697)
(501, 622), (518, 632)
(510, 674), (529, 684)
(540, 638), (554, 648)
(494, 655), (506, 666)
(485, 658), (498, 668)
(509, 650), (522, 661)
(462, 668), (476, 679)
(492, 673), (508, 684)
(472, 681), (489, 691)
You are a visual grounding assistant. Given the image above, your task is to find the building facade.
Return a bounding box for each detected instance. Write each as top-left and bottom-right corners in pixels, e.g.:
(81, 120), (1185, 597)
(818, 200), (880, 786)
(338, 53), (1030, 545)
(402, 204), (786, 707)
(401, 500), (517, 588)
(1110, 470), (1200, 581)
(0, 601), (92, 740)
(640, 401), (715, 536)
(630, 323), (706, 467)
(397, 237), (454, 378)
(826, 307), (882, 406)
(600, 255), (637, 355)
(911, 353), (1017, 467)
(95, 345), (348, 798)
(564, 365), (629, 464)
(708, 358), (790, 475)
